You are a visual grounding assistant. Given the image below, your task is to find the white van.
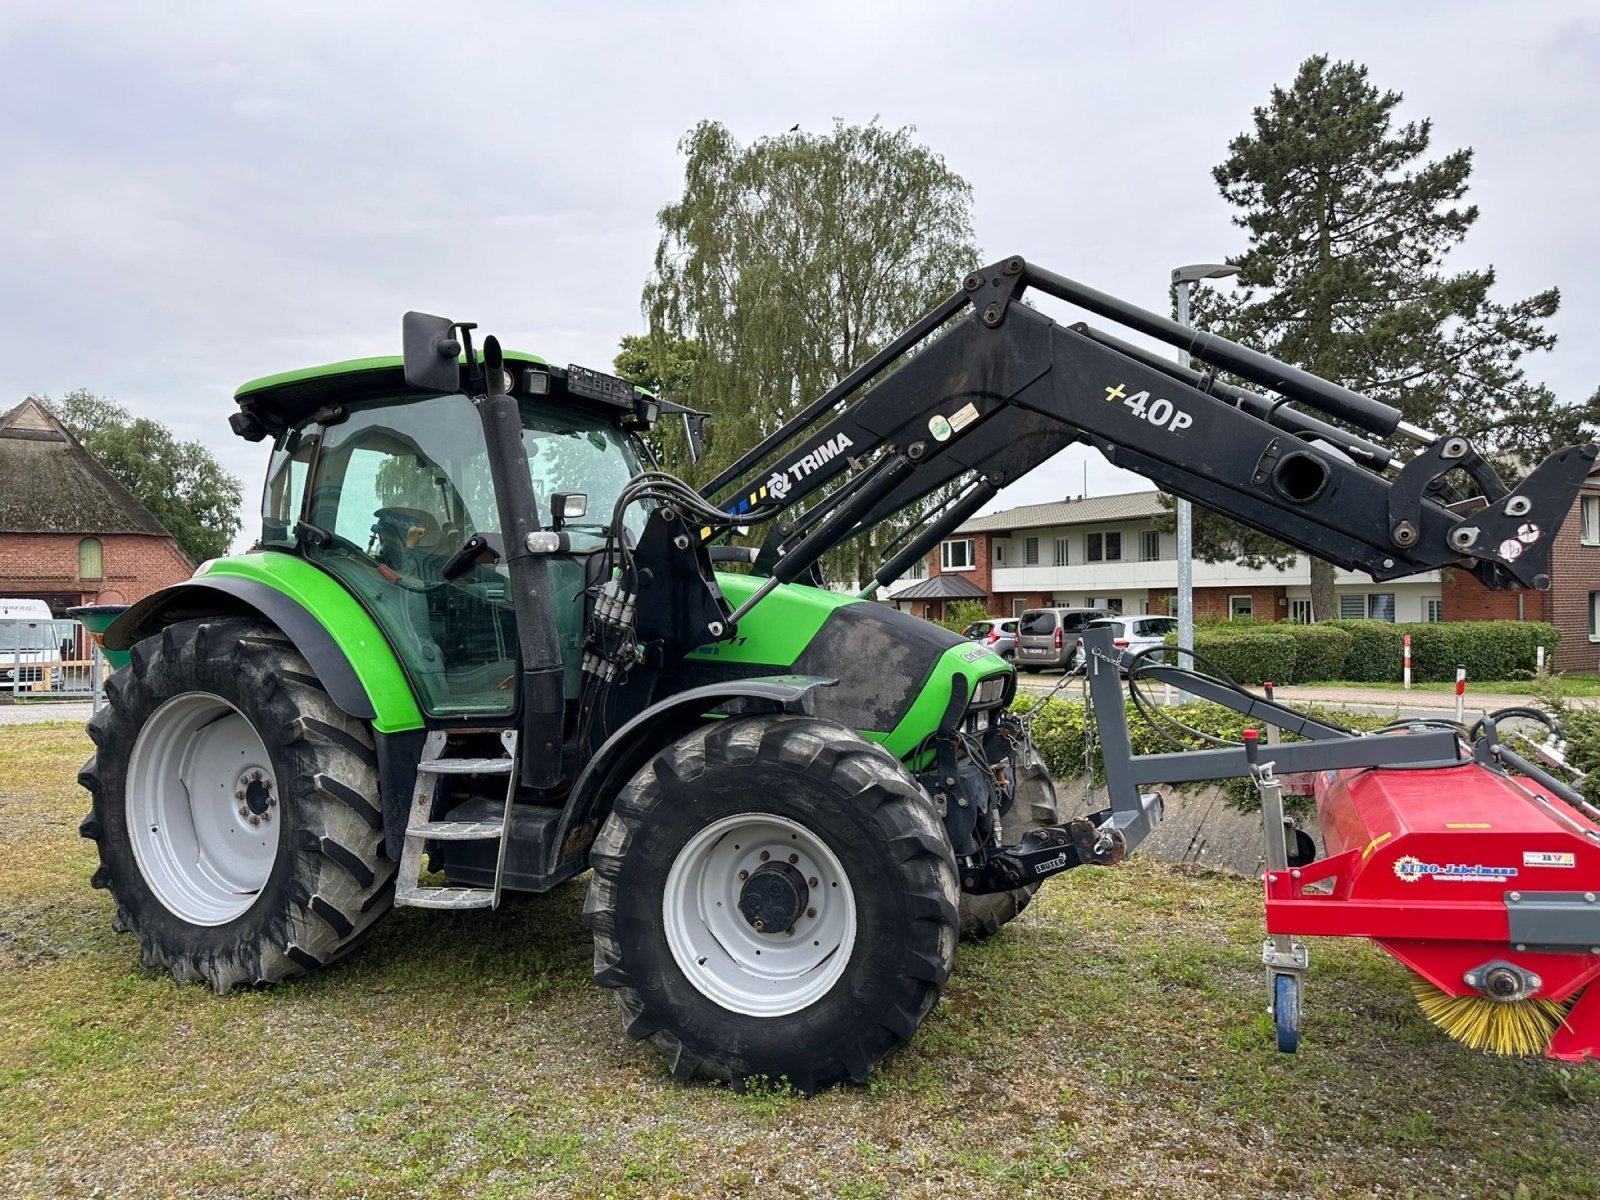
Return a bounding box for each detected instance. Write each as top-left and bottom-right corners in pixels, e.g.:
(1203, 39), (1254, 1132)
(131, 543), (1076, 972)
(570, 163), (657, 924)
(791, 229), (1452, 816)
(0, 599), (65, 687)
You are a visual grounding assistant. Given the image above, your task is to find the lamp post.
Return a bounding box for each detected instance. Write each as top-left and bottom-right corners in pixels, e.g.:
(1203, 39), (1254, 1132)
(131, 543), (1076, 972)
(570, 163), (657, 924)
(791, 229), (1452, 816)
(1170, 263), (1240, 662)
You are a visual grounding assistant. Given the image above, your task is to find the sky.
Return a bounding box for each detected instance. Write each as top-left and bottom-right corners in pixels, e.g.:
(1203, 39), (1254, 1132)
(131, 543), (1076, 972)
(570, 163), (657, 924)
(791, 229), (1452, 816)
(4, 1), (1598, 551)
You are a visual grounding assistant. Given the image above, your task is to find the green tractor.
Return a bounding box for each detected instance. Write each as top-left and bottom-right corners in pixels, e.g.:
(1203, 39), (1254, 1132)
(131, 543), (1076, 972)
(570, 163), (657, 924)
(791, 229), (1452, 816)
(78, 302), (1093, 1092)
(90, 257), (1565, 1087)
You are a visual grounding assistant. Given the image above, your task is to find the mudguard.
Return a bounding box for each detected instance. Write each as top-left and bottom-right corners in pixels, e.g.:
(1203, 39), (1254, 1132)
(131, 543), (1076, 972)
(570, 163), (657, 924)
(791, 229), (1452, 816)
(103, 573), (421, 732)
(549, 675), (836, 873)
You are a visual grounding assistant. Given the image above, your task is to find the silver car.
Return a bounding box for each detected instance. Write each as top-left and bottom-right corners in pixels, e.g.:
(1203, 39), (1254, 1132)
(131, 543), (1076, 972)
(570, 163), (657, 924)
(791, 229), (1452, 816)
(1014, 607), (1104, 673)
(961, 618), (1019, 662)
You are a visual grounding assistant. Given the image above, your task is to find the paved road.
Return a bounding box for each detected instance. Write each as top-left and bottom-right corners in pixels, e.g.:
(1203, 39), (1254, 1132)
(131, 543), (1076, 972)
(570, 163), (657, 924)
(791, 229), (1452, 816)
(0, 701), (93, 726)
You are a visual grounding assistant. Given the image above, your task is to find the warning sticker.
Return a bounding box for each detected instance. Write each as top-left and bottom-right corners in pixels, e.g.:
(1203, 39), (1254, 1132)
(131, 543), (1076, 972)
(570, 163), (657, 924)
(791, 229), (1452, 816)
(948, 402), (980, 432)
(1523, 851), (1576, 868)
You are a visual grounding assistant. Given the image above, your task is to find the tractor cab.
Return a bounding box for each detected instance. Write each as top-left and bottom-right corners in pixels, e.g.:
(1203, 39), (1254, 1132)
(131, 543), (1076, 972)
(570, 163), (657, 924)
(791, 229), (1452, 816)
(240, 355), (652, 716)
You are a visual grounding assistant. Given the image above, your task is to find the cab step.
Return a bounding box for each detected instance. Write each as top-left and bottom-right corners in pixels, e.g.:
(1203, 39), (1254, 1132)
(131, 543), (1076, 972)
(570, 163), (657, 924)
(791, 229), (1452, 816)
(394, 728), (518, 911)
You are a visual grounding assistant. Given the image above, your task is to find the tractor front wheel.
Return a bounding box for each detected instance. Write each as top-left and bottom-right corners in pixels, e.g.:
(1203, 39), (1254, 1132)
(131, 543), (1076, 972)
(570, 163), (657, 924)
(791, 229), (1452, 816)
(79, 618), (395, 992)
(584, 715), (958, 1092)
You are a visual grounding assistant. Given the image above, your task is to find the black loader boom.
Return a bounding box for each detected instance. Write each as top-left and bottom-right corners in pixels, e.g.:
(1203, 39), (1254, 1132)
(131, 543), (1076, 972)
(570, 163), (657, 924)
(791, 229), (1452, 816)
(702, 256), (1593, 619)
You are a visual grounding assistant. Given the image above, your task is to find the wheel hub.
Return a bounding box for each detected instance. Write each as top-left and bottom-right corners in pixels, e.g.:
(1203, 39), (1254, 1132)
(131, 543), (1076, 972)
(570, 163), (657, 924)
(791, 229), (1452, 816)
(737, 862), (809, 934)
(237, 770), (275, 824)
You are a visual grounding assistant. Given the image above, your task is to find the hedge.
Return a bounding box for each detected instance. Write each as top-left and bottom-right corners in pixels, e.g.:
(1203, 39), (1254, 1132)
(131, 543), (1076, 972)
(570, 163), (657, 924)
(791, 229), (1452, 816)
(1167, 619), (1559, 684)
(1325, 620), (1559, 683)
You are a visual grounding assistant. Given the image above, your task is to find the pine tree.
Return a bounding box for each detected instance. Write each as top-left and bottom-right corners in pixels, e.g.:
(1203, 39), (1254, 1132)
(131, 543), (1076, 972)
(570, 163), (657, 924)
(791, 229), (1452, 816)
(1185, 56), (1596, 619)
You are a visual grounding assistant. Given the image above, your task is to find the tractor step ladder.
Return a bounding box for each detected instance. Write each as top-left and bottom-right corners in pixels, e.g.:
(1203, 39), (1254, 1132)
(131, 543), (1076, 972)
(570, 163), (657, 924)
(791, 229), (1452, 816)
(395, 728), (518, 911)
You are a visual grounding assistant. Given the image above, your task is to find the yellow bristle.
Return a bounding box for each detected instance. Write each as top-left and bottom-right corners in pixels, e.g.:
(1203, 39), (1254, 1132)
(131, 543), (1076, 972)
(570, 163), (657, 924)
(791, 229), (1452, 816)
(1409, 974), (1571, 1056)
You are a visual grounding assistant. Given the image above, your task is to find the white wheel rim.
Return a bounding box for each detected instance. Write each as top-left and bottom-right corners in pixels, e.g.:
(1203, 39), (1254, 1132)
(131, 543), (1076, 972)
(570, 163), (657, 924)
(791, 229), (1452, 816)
(126, 693), (280, 925)
(663, 812), (857, 1017)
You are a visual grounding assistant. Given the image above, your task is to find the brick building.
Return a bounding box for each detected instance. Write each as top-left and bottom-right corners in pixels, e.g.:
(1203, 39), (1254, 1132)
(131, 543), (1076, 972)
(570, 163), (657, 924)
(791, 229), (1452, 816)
(0, 399), (194, 614)
(900, 492), (1442, 625)
(1439, 479), (1600, 674)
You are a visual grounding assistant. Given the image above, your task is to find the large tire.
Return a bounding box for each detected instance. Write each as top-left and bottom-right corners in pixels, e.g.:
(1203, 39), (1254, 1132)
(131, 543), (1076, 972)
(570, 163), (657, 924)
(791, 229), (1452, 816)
(958, 744), (1064, 940)
(78, 617), (395, 992)
(583, 714), (959, 1093)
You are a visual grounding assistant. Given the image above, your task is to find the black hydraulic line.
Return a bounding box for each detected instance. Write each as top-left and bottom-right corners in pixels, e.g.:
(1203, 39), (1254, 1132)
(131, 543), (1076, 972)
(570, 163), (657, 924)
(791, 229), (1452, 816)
(860, 478), (997, 597)
(701, 287), (971, 500)
(1073, 324), (1394, 471)
(1022, 263), (1404, 439)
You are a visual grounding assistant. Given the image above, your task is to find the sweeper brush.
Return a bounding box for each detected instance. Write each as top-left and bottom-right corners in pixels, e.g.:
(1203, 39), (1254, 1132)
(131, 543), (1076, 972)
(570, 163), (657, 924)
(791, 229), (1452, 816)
(1256, 718), (1600, 1062)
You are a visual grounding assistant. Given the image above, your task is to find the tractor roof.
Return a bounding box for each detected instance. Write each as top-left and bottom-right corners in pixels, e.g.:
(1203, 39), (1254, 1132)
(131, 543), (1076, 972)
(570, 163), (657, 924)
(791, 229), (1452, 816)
(229, 350), (563, 442)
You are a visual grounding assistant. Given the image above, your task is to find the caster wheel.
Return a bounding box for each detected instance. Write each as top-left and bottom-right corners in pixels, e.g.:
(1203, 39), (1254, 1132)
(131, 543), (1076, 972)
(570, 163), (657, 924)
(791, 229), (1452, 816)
(1273, 973), (1301, 1054)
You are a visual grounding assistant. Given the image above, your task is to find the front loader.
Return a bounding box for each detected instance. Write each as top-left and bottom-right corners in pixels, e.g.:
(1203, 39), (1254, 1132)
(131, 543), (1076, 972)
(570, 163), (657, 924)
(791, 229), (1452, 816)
(75, 258), (1598, 1089)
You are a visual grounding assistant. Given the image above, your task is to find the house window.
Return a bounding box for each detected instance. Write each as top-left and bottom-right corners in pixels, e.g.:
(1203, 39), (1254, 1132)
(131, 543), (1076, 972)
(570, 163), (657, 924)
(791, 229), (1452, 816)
(1086, 531), (1122, 562)
(1583, 496), (1600, 546)
(1290, 598), (1313, 624)
(1054, 537), (1070, 566)
(1368, 593), (1396, 622)
(1229, 594), (1253, 620)
(905, 557), (925, 581)
(1592, 592), (1600, 641)
(1140, 530), (1160, 561)
(941, 539), (975, 571)
(1424, 597), (1443, 623)
(1013, 598), (1027, 618)
(78, 537), (104, 581)
(1025, 537), (1039, 565)
(994, 541), (1004, 564)
(1338, 594), (1365, 620)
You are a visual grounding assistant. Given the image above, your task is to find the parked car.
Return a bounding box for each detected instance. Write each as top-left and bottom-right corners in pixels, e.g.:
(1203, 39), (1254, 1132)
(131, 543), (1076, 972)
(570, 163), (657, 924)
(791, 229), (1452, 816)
(1014, 607), (1105, 673)
(961, 617), (1019, 661)
(1084, 615), (1179, 670)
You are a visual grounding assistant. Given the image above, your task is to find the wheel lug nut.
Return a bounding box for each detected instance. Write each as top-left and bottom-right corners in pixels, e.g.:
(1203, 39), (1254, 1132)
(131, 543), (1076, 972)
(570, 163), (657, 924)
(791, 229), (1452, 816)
(738, 869), (749, 880)
(759, 851), (769, 861)
(248, 816), (260, 826)
(753, 919), (765, 931)
(238, 806), (249, 818)
(808, 877), (818, 887)
(786, 926), (795, 935)
(806, 908), (816, 919)
(267, 797), (277, 807)
(787, 853), (798, 864)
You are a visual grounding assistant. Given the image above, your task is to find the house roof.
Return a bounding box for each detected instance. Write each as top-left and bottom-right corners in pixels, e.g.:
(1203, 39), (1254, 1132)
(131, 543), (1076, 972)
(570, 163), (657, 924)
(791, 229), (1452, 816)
(957, 490), (1165, 534)
(0, 399), (175, 537)
(893, 574), (988, 601)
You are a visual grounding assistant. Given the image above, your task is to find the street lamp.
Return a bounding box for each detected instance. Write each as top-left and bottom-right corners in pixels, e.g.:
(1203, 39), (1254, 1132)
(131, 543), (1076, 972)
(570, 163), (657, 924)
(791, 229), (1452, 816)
(1170, 263), (1240, 661)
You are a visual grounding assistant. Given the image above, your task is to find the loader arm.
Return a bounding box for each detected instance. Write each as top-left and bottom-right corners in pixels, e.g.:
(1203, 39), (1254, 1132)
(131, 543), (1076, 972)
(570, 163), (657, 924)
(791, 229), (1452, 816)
(706, 256), (1594, 612)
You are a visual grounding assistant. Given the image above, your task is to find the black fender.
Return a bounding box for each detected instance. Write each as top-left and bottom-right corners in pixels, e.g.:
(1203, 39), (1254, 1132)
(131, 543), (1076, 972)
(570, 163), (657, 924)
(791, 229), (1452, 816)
(550, 675), (836, 873)
(103, 577), (376, 721)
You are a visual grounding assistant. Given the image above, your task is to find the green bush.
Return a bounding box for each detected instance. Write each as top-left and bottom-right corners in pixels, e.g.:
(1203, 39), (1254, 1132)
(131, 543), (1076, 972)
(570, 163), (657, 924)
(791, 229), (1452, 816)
(1326, 619), (1558, 682)
(1284, 623), (1352, 682)
(1191, 626), (1297, 686)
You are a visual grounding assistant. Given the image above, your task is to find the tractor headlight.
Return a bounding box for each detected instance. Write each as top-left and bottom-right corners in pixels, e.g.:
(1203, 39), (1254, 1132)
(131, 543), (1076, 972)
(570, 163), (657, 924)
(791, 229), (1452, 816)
(970, 674), (1008, 709)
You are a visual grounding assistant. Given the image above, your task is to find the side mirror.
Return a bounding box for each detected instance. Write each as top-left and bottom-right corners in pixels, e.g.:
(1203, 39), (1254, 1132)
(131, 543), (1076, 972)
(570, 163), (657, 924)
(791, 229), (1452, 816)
(683, 412), (707, 465)
(550, 492), (588, 529)
(402, 312), (464, 392)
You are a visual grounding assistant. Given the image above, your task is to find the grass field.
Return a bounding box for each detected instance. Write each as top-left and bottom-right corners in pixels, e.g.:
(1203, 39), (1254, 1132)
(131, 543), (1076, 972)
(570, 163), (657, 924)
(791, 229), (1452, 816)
(1302, 676), (1600, 698)
(2, 723), (1597, 1199)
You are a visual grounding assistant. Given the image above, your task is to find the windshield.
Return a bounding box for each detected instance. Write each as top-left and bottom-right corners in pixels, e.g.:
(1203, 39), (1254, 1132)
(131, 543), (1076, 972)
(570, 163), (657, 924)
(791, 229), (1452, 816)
(276, 391), (644, 716)
(0, 620), (53, 653)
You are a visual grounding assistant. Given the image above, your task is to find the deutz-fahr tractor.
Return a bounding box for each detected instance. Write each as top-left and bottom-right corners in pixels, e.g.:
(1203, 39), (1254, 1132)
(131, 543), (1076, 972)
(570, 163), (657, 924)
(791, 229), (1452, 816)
(77, 258), (1595, 1087)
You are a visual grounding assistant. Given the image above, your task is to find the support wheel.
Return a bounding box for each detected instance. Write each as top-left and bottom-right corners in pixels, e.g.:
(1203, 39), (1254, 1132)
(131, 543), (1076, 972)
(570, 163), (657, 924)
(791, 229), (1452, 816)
(1273, 973), (1301, 1054)
(958, 743), (1063, 940)
(78, 618), (395, 992)
(583, 714), (959, 1092)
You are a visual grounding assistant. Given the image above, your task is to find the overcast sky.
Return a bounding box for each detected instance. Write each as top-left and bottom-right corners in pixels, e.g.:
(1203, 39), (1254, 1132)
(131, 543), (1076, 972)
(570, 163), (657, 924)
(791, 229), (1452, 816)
(5, 1), (1598, 549)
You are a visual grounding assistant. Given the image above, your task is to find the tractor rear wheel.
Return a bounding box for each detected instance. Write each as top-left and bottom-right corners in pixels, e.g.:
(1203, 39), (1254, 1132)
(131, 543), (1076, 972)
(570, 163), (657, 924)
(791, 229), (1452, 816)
(958, 744), (1064, 939)
(584, 714), (958, 1092)
(79, 618), (395, 992)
